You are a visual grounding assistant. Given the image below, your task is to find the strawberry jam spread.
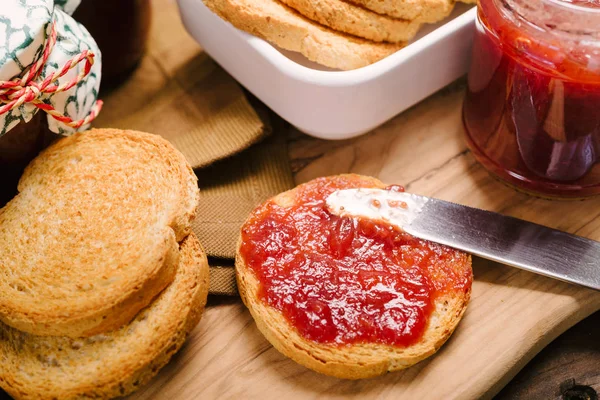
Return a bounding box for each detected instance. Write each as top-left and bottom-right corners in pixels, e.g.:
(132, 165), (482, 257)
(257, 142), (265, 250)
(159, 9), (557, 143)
(239, 176), (472, 347)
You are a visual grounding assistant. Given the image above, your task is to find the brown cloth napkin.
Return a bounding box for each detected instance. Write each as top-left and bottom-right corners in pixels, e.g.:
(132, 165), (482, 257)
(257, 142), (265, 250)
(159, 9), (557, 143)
(180, 89), (294, 295)
(194, 125), (294, 295)
(168, 88), (294, 295)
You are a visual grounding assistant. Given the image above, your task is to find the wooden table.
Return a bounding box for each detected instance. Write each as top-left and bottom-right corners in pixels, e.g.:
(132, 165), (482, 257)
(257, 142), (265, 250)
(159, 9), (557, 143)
(2, 1), (600, 399)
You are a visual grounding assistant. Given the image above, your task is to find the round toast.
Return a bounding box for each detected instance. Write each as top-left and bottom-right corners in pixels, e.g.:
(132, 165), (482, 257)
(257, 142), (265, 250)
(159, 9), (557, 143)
(0, 129), (200, 337)
(203, 0), (404, 70)
(279, 0), (421, 43)
(0, 233), (209, 400)
(236, 174), (472, 379)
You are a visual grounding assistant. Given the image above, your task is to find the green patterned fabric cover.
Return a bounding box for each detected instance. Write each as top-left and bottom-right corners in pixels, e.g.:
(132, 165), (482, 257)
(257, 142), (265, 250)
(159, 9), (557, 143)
(0, 0), (101, 136)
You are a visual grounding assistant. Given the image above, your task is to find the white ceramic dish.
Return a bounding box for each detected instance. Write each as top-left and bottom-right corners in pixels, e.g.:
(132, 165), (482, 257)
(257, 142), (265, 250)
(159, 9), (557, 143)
(177, 0), (476, 139)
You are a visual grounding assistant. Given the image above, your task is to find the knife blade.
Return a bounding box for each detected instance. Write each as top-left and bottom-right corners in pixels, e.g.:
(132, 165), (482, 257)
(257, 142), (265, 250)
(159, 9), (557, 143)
(326, 188), (600, 291)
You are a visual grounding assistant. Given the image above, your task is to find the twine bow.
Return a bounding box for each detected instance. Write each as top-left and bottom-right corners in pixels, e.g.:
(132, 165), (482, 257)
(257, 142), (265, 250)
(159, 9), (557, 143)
(0, 21), (103, 129)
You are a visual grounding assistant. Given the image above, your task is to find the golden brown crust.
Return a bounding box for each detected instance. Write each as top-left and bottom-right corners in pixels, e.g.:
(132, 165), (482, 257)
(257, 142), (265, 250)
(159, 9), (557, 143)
(346, 0), (455, 23)
(0, 233), (210, 400)
(236, 174), (472, 379)
(203, 0), (404, 70)
(279, 0), (421, 43)
(0, 129), (200, 338)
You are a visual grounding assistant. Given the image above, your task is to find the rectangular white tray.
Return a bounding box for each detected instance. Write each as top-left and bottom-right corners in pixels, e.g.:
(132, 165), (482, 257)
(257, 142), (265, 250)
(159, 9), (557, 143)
(177, 0), (476, 139)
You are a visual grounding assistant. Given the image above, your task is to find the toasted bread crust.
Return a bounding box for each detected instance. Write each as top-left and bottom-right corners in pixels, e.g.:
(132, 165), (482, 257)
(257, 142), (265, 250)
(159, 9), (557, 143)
(346, 0), (455, 22)
(279, 0), (420, 43)
(355, 0), (480, 22)
(0, 233), (210, 400)
(236, 174), (472, 379)
(0, 129), (200, 338)
(203, 0), (404, 70)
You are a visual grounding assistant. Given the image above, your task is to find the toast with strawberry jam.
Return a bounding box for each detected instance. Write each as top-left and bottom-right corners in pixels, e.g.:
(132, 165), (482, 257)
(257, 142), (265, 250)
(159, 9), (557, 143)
(236, 174), (472, 379)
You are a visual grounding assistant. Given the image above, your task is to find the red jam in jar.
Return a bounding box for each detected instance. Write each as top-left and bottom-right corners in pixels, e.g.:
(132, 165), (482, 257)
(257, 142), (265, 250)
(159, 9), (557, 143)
(464, 0), (600, 198)
(239, 176), (472, 347)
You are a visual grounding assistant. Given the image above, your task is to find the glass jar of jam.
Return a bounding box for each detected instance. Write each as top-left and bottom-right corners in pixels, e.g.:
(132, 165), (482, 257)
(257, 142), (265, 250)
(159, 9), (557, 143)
(463, 0), (600, 198)
(73, 0), (151, 88)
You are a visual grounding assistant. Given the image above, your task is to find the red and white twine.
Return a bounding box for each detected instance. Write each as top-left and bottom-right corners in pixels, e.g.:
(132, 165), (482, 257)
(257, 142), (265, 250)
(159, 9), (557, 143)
(0, 21), (103, 129)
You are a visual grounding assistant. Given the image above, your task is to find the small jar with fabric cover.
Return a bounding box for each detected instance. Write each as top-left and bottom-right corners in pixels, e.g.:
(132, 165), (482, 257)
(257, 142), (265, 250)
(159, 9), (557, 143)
(0, 0), (102, 205)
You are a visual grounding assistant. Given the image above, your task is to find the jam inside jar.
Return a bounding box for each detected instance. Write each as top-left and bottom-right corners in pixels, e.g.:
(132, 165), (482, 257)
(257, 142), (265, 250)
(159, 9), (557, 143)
(463, 0), (600, 198)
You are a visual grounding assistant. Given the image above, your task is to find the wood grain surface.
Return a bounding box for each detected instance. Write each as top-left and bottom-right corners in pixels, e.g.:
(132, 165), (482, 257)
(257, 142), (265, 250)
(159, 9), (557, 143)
(2, 0), (600, 399)
(496, 310), (600, 399)
(126, 75), (600, 398)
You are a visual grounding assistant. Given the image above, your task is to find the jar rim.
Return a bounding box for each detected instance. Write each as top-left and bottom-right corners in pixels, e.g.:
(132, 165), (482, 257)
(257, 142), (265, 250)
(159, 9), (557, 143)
(545, 0), (600, 14)
(481, 0), (600, 81)
(487, 0), (600, 37)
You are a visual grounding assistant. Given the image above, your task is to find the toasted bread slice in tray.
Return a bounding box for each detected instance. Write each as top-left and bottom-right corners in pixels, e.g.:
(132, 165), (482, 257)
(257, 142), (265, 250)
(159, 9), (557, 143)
(347, 0), (455, 23)
(0, 233), (209, 400)
(279, 0), (421, 43)
(0, 129), (199, 338)
(203, 0), (404, 70)
(236, 174), (473, 379)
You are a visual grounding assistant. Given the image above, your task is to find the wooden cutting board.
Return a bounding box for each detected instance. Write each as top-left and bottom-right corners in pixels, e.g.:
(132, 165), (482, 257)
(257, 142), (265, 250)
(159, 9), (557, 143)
(117, 1), (600, 398)
(124, 90), (600, 400)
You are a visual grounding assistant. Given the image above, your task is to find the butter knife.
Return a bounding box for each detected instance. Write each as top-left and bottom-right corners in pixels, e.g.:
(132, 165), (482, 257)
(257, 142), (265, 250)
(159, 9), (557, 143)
(326, 188), (600, 291)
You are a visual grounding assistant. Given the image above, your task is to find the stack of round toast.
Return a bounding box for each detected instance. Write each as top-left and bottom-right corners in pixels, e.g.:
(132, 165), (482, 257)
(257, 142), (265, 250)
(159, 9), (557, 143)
(0, 129), (210, 399)
(203, 0), (476, 69)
